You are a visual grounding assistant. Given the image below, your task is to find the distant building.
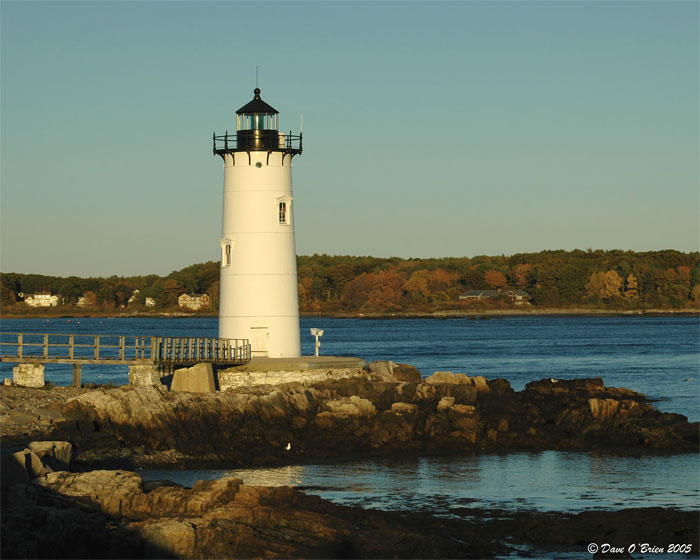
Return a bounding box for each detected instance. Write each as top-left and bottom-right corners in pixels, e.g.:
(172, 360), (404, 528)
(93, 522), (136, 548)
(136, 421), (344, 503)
(123, 290), (156, 307)
(24, 293), (59, 307)
(178, 293), (211, 311)
(459, 290), (531, 305)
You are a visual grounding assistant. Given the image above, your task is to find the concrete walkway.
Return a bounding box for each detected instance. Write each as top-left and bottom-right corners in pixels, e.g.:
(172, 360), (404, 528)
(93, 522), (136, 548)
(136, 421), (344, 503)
(230, 356), (366, 372)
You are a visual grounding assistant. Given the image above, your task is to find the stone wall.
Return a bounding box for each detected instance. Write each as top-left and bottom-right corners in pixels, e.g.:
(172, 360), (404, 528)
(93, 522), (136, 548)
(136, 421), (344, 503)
(217, 368), (364, 391)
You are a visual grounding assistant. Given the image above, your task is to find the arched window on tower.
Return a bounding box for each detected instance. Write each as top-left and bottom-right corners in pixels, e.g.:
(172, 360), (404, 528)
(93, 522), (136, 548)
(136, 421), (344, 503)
(276, 196), (292, 226)
(279, 201), (287, 224)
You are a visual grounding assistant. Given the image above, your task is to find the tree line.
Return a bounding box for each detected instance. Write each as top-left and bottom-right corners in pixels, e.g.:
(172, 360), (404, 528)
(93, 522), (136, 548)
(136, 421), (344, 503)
(297, 250), (699, 312)
(1, 250), (698, 315)
(1, 261), (220, 313)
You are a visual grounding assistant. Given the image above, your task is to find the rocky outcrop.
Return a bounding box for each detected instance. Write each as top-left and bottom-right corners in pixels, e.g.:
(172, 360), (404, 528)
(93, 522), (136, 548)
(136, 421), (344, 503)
(27, 441), (73, 470)
(2, 467), (697, 559)
(1, 469), (505, 559)
(24, 362), (693, 469)
(1, 442), (74, 488)
(0, 386), (86, 446)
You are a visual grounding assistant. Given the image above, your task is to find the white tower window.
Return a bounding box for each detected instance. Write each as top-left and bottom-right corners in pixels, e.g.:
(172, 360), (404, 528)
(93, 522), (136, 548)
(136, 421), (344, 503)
(279, 201), (287, 224)
(277, 197), (292, 225)
(221, 240), (232, 267)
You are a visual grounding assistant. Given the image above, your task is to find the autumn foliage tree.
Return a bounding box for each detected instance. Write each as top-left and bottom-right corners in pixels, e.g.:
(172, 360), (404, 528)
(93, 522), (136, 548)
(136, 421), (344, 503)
(512, 263), (533, 288)
(428, 269), (459, 301)
(484, 270), (507, 290)
(82, 291), (98, 307)
(342, 271), (405, 311)
(586, 270), (623, 300)
(403, 270), (431, 301)
(624, 274), (639, 300)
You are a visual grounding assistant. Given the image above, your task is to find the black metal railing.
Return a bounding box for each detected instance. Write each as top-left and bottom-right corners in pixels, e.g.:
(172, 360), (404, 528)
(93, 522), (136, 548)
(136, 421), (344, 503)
(154, 336), (251, 364)
(213, 130), (302, 155)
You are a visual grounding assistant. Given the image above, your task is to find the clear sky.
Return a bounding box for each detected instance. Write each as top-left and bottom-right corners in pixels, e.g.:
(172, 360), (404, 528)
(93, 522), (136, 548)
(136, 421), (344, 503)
(1, 0), (698, 277)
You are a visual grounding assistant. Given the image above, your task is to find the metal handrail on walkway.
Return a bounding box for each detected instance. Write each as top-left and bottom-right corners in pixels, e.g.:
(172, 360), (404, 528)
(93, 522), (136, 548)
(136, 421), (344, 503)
(0, 332), (251, 366)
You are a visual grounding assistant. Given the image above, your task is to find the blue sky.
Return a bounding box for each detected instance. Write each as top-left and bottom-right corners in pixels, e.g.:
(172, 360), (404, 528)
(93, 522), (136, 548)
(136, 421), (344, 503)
(1, 1), (698, 277)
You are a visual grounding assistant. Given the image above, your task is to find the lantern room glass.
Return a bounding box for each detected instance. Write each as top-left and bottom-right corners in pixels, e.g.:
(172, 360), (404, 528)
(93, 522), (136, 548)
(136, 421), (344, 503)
(237, 113), (277, 131)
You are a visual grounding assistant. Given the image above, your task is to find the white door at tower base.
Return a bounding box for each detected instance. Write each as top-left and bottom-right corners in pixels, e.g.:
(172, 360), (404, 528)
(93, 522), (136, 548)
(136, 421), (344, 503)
(250, 326), (270, 357)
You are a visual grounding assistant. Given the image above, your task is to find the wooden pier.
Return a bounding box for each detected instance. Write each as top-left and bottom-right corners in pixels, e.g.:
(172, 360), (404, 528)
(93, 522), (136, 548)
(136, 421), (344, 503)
(0, 332), (251, 386)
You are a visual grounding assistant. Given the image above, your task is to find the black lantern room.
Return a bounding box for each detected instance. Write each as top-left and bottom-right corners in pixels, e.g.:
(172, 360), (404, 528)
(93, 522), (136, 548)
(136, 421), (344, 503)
(213, 88), (302, 158)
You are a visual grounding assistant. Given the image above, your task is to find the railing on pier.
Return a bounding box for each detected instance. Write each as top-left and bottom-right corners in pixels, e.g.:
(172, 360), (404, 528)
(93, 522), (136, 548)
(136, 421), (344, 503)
(0, 333), (251, 366)
(153, 336), (250, 364)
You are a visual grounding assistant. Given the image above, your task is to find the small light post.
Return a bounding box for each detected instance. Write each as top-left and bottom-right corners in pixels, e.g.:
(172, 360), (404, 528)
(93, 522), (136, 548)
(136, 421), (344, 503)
(310, 328), (324, 357)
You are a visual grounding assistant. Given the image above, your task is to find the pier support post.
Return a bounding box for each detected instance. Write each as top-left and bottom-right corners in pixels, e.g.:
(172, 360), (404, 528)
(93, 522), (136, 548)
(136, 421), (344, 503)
(171, 363), (216, 393)
(12, 363), (45, 388)
(72, 364), (82, 388)
(128, 365), (164, 387)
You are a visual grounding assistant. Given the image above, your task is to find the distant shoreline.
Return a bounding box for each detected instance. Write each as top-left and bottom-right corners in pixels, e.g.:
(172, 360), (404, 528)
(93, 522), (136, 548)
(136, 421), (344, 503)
(1, 307), (698, 320)
(304, 308), (700, 319)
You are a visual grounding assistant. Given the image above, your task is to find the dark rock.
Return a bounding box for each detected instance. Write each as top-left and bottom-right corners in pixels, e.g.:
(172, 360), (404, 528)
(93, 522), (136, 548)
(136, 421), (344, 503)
(27, 441), (72, 471)
(0, 448), (31, 487)
(4, 368), (697, 469)
(392, 363), (422, 383)
(141, 479), (183, 492)
(7, 409), (39, 424)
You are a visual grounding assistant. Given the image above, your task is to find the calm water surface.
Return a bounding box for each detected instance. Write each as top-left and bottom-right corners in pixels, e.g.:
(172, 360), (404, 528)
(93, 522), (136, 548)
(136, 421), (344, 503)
(139, 451), (699, 514)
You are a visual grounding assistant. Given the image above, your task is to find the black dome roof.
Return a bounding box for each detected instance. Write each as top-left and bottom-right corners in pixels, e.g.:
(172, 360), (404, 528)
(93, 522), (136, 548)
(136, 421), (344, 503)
(235, 88), (278, 115)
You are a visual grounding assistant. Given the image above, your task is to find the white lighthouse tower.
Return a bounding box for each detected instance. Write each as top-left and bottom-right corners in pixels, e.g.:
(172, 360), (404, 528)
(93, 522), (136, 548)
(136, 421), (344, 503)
(213, 88), (302, 358)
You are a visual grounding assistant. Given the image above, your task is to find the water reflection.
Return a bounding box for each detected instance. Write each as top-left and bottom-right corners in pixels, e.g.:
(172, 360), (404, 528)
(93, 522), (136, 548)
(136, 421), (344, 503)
(139, 451), (699, 514)
(223, 464), (305, 487)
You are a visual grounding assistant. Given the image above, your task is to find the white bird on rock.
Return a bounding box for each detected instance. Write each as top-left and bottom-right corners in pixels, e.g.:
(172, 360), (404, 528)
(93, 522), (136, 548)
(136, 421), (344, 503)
(284, 443), (291, 451)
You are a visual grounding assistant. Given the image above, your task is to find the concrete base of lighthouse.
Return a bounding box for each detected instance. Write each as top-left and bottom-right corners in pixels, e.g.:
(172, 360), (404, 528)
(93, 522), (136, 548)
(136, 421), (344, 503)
(216, 356), (367, 392)
(219, 316), (301, 358)
(233, 355), (366, 372)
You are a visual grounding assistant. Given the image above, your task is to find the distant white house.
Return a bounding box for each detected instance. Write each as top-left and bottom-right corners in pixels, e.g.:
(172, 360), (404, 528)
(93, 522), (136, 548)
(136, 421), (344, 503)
(124, 290), (156, 307)
(24, 293), (59, 307)
(178, 293), (210, 311)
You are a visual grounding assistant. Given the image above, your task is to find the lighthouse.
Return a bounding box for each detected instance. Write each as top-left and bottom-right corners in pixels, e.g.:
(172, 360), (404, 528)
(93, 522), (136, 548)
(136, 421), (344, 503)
(213, 88), (302, 358)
